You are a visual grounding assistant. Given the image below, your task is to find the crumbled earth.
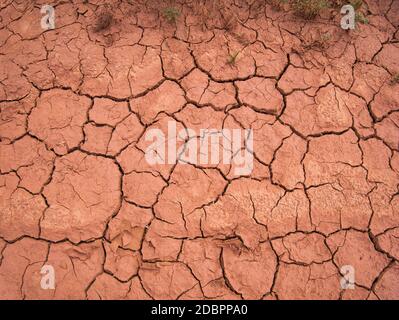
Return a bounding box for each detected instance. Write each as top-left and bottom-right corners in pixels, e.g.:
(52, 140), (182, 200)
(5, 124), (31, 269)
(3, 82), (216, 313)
(0, 0), (398, 300)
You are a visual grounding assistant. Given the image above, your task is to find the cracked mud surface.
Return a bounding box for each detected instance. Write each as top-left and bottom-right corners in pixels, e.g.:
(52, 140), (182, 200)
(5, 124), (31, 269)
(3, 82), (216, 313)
(0, 0), (398, 300)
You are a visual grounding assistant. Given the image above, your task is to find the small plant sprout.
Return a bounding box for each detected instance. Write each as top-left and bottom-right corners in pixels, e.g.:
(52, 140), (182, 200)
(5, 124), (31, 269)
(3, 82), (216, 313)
(355, 11), (369, 24)
(227, 51), (240, 65)
(320, 32), (331, 42)
(163, 7), (180, 23)
(350, 0), (363, 10)
(303, 32), (331, 50)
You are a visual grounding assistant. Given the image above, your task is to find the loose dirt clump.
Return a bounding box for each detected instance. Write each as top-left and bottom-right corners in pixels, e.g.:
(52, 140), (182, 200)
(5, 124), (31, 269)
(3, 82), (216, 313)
(266, 0), (289, 11)
(93, 11), (113, 33)
(390, 73), (399, 85)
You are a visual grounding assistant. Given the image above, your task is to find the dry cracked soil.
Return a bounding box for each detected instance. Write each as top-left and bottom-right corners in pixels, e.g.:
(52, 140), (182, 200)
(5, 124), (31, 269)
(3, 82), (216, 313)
(0, 0), (399, 300)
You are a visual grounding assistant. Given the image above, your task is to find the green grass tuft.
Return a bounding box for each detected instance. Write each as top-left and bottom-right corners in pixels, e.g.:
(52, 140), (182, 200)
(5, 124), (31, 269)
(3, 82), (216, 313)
(163, 7), (180, 23)
(355, 11), (369, 24)
(292, 0), (330, 19)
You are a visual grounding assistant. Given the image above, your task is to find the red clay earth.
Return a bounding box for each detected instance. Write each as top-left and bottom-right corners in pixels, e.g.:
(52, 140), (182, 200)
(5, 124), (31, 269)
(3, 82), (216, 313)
(0, 0), (399, 300)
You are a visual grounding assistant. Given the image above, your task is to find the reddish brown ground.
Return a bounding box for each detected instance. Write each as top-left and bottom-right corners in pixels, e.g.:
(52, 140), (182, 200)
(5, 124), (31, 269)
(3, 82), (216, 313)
(0, 0), (399, 300)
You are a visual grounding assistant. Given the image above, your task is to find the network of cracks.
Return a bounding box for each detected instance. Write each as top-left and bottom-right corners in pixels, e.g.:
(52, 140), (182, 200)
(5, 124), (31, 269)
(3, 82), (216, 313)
(0, 0), (398, 300)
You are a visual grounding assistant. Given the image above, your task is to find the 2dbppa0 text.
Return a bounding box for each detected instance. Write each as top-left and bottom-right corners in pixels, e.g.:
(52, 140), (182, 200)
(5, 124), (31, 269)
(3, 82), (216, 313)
(151, 304), (248, 318)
